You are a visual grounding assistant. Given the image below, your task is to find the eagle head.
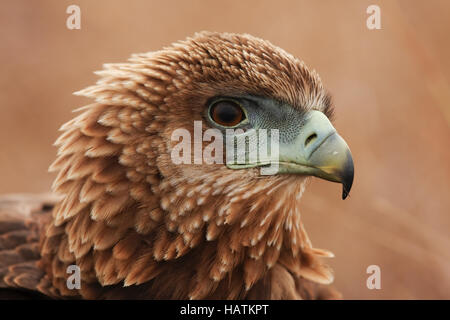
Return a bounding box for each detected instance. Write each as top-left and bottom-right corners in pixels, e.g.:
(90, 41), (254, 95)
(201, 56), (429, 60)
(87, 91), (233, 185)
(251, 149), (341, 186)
(44, 31), (353, 299)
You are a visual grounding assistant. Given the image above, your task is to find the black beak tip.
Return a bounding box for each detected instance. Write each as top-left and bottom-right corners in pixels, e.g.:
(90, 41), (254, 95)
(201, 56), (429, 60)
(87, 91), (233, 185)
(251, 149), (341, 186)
(342, 186), (352, 200)
(341, 153), (354, 200)
(342, 189), (349, 200)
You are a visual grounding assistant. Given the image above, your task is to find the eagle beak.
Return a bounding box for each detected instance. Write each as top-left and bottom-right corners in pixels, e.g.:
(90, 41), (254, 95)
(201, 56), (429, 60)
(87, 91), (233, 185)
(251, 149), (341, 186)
(278, 110), (354, 199)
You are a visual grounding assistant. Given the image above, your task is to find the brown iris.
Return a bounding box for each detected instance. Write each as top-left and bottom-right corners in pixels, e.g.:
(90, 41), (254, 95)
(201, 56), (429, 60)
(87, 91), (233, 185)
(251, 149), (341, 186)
(209, 100), (245, 127)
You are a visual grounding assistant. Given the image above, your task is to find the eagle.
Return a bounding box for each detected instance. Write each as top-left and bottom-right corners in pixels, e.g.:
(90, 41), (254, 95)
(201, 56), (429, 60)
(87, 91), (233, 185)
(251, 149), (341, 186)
(0, 32), (353, 299)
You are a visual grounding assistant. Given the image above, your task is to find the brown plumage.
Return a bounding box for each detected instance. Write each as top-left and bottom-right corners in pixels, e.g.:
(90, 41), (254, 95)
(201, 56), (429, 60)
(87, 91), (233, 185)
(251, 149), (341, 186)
(0, 32), (349, 299)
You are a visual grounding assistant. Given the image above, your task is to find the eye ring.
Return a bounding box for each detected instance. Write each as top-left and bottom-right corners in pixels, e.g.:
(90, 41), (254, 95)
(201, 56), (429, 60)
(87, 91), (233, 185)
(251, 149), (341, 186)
(208, 99), (247, 128)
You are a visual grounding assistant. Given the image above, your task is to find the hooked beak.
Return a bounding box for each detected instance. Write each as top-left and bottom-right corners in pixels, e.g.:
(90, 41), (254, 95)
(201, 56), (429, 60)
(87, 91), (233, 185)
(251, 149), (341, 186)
(277, 110), (354, 199)
(225, 110), (354, 199)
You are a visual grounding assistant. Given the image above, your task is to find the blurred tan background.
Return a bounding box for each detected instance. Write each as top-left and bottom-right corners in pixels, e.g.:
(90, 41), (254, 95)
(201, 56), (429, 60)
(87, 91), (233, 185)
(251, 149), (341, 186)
(1, 0), (449, 299)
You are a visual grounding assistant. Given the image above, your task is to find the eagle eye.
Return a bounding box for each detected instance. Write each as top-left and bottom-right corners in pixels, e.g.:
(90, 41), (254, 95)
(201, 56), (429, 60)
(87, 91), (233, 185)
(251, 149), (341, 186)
(209, 100), (246, 127)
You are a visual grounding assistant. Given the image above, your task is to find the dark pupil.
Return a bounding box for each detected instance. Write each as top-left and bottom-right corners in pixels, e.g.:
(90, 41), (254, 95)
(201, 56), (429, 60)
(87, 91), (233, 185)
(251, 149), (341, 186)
(212, 101), (242, 125)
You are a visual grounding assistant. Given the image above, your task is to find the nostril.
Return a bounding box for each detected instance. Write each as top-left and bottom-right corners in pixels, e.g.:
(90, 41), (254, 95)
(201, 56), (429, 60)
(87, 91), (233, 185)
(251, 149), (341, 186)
(305, 133), (317, 147)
